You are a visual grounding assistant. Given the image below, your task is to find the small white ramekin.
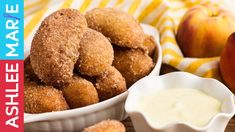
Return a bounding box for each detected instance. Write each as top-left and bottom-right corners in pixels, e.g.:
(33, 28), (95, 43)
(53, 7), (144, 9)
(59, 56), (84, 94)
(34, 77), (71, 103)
(24, 24), (162, 132)
(125, 72), (235, 132)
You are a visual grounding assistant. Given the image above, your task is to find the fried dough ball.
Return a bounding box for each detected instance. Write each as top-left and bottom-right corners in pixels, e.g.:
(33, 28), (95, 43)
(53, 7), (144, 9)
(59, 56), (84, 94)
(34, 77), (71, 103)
(83, 120), (125, 132)
(144, 35), (156, 57)
(24, 81), (69, 114)
(30, 9), (87, 87)
(62, 76), (99, 108)
(75, 28), (114, 76)
(95, 66), (127, 101)
(113, 48), (154, 87)
(85, 8), (145, 49)
(24, 56), (40, 82)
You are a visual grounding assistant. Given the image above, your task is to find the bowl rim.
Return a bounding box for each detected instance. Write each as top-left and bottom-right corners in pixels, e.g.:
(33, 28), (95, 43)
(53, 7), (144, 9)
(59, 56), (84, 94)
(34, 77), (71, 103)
(25, 91), (129, 123)
(125, 72), (235, 131)
(24, 23), (162, 123)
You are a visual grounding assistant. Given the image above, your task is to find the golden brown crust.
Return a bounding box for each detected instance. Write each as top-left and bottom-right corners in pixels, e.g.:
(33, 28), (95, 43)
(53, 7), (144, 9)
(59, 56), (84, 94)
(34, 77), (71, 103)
(95, 66), (127, 101)
(83, 120), (125, 132)
(143, 34), (156, 57)
(113, 48), (154, 87)
(30, 9), (87, 87)
(75, 28), (114, 76)
(62, 76), (99, 108)
(24, 80), (69, 114)
(24, 56), (41, 82)
(85, 8), (145, 48)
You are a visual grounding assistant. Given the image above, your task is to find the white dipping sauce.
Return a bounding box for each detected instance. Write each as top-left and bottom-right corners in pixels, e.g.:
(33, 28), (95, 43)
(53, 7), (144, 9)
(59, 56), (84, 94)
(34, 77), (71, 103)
(137, 88), (221, 127)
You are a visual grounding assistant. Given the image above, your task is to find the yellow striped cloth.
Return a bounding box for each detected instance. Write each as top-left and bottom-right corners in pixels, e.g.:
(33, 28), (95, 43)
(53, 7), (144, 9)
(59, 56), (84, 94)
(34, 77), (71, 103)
(24, 0), (235, 80)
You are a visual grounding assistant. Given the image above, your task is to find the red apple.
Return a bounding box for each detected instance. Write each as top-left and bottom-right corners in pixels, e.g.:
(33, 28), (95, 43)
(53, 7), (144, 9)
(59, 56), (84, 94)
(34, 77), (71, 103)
(177, 4), (235, 58)
(220, 32), (235, 93)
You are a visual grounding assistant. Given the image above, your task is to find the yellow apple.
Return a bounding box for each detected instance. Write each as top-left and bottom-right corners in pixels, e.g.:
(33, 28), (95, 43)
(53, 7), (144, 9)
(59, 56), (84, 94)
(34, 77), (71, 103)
(176, 4), (235, 58)
(220, 32), (235, 94)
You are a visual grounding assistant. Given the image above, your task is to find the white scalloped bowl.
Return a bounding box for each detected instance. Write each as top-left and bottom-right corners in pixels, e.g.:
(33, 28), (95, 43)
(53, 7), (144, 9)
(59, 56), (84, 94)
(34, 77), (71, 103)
(24, 24), (162, 132)
(125, 72), (235, 132)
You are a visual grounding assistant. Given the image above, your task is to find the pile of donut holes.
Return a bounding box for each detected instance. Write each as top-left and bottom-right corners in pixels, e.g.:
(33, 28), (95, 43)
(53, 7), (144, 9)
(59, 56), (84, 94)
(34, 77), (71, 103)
(25, 8), (156, 113)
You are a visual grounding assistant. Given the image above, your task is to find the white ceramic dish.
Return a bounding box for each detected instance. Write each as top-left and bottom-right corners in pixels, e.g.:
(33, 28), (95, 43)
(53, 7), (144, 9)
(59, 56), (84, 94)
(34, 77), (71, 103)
(24, 24), (162, 132)
(125, 72), (235, 132)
